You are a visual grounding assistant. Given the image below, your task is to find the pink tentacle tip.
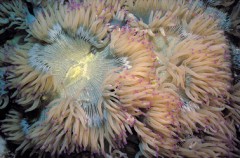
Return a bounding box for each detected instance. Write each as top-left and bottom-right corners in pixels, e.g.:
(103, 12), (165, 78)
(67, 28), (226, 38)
(147, 102), (152, 109)
(138, 78), (143, 83)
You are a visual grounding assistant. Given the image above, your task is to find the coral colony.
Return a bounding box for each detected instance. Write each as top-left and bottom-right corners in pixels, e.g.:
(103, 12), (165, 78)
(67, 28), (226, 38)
(0, 0), (240, 157)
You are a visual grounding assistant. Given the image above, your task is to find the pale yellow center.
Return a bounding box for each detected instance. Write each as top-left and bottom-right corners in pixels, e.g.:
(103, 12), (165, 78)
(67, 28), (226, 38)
(64, 53), (95, 86)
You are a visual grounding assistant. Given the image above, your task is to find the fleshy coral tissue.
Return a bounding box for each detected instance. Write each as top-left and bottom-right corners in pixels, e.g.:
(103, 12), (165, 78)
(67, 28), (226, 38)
(0, 0), (240, 157)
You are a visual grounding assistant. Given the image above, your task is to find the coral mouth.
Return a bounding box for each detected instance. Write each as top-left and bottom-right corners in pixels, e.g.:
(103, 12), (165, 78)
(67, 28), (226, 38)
(28, 29), (124, 127)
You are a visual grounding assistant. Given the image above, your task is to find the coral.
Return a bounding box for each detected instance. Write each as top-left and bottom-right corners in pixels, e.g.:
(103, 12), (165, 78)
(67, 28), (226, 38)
(0, 52), (8, 109)
(1, 110), (25, 144)
(207, 0), (235, 7)
(0, 0), (240, 157)
(229, 0), (240, 38)
(0, 0), (34, 35)
(0, 135), (8, 158)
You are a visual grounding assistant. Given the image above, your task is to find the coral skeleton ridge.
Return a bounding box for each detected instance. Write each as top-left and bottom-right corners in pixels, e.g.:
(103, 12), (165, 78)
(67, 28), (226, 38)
(0, 0), (240, 157)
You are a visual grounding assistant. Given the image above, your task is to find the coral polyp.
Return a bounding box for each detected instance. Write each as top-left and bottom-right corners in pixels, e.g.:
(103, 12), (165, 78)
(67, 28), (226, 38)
(0, 0), (240, 157)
